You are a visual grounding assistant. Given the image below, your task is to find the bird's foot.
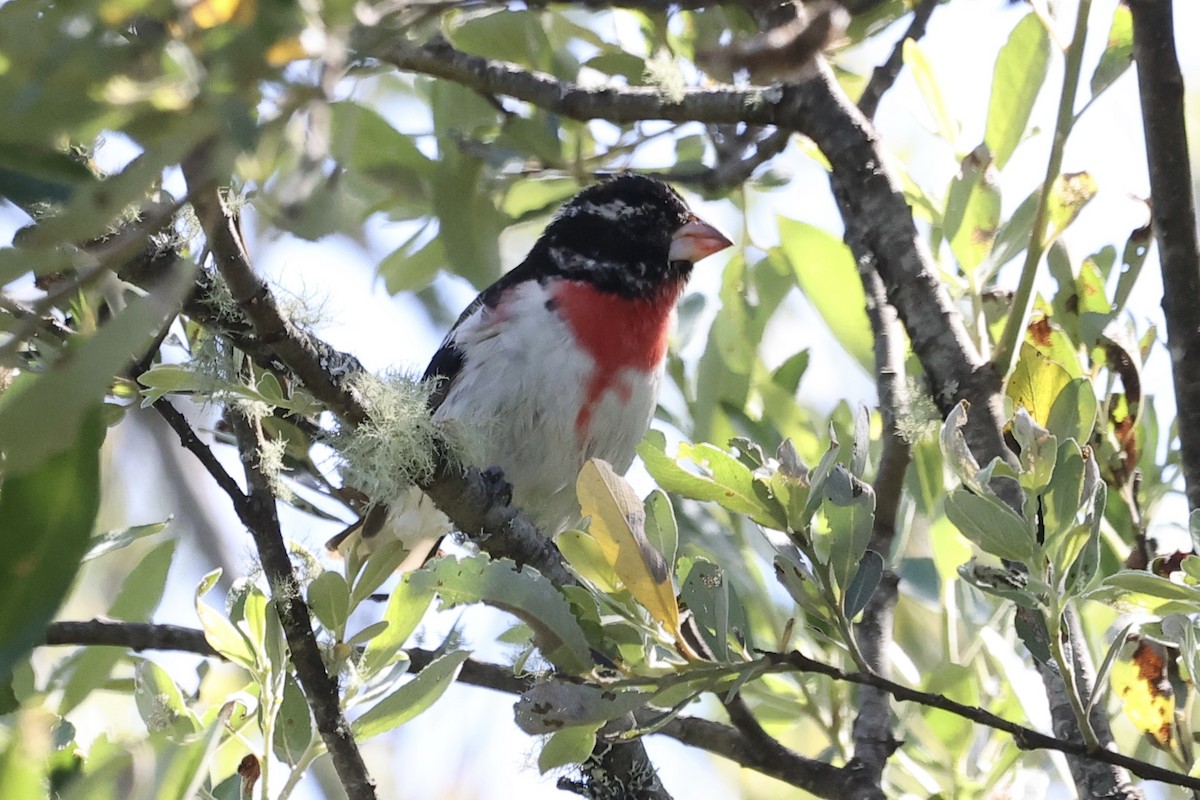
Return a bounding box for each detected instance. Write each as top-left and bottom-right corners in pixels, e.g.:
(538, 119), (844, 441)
(481, 465), (513, 507)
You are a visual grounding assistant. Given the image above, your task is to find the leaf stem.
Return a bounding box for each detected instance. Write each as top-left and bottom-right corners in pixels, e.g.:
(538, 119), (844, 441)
(992, 0), (1094, 377)
(1046, 596), (1101, 751)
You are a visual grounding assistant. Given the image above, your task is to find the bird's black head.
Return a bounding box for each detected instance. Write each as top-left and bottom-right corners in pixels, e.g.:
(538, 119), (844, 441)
(532, 175), (730, 298)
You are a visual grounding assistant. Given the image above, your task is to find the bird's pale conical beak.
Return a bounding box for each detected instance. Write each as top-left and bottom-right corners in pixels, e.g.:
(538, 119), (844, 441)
(668, 215), (733, 263)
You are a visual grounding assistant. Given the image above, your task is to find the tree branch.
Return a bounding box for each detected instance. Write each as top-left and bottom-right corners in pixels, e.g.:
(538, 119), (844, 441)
(763, 650), (1196, 791)
(229, 404), (378, 799)
(42, 620), (1198, 792)
(370, 33), (1022, 507)
(45, 620), (219, 657)
(178, 151), (667, 800)
(856, 0), (939, 119)
(1129, 0), (1200, 513)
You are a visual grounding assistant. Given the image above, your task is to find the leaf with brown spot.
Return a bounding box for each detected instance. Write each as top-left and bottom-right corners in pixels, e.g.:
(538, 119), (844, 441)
(1111, 639), (1174, 747)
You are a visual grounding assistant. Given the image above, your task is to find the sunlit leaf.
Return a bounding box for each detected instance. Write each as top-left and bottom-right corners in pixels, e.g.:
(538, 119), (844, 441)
(134, 659), (198, 738)
(1111, 639), (1174, 747)
(944, 146), (1001, 273)
(776, 219), (873, 371)
(361, 577), (435, 677)
(194, 570), (256, 670)
(903, 39), (958, 146)
(307, 571), (350, 638)
(1090, 3), (1134, 99)
(1046, 172), (1098, 242)
(577, 459), (681, 642)
(638, 432), (785, 528)
(1007, 344), (1072, 427)
(985, 13), (1050, 170)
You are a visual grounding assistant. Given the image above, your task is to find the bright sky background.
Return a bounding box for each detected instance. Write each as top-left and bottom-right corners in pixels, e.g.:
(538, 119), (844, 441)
(5, 0), (1199, 797)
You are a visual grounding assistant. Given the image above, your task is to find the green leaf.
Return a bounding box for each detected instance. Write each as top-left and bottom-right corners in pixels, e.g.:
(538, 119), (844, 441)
(84, 519), (171, 561)
(981, 188), (1040, 281)
(1045, 172), (1098, 242)
(680, 560), (752, 661)
(134, 659), (198, 738)
(352, 650), (470, 740)
(943, 147), (1001, 273)
(643, 490), (679, 573)
(361, 576), (435, 677)
(539, 725), (599, 774)
(844, 550), (884, 619)
(408, 555), (592, 674)
(1007, 343), (1072, 427)
(944, 490), (1037, 563)
(577, 459), (680, 639)
(638, 432), (784, 528)
(823, 467), (877, 591)
(273, 675), (313, 766)
(985, 13), (1051, 170)
(515, 682), (649, 734)
(1043, 439), (1085, 543)
(1098, 571), (1200, 603)
(0, 264), (193, 473)
(1090, 3), (1134, 99)
(194, 570), (256, 670)
(307, 571), (351, 638)
(61, 539), (178, 713)
(379, 226), (446, 295)
(903, 39), (958, 145)
(557, 530), (619, 594)
(775, 219), (873, 372)
(0, 407), (103, 681)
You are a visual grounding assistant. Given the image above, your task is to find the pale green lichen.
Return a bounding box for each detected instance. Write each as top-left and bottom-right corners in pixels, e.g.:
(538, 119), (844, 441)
(643, 49), (686, 104)
(894, 376), (941, 444)
(258, 434), (293, 502)
(333, 371), (469, 503)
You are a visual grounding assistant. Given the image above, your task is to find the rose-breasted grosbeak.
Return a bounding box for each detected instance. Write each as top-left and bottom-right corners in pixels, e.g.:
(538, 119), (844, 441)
(336, 174), (731, 561)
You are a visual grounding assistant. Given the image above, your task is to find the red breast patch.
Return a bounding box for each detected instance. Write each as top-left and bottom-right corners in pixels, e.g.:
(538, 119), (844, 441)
(553, 279), (683, 438)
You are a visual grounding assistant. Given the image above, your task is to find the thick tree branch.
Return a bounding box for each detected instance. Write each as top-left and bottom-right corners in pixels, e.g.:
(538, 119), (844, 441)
(1129, 0), (1200, 513)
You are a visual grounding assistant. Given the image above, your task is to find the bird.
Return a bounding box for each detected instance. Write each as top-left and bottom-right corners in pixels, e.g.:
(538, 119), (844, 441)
(332, 174), (732, 563)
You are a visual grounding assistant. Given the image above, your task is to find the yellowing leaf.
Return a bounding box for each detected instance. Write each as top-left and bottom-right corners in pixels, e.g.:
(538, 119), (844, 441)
(266, 36), (308, 67)
(1007, 343), (1072, 427)
(576, 460), (682, 645)
(190, 0), (252, 29)
(1111, 640), (1174, 747)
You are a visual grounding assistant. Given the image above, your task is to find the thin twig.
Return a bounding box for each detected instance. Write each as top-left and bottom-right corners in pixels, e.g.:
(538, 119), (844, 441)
(1129, 0), (1200, 513)
(762, 651), (1194, 791)
(856, 0), (939, 119)
(153, 398), (250, 515)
